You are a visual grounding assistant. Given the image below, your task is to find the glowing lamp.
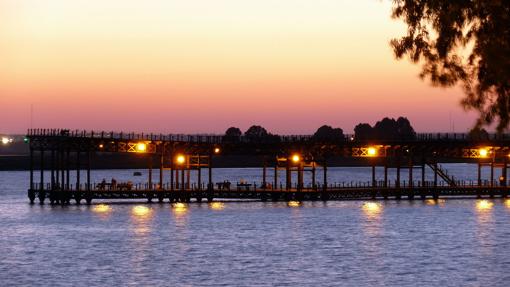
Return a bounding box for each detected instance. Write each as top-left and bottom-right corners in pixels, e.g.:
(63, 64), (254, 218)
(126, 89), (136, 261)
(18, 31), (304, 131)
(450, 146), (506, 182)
(478, 148), (488, 158)
(176, 154), (186, 164)
(136, 143), (147, 152)
(291, 154), (300, 163)
(214, 147), (221, 154)
(1, 137), (11, 145)
(99, 144), (104, 149)
(367, 147), (377, 157)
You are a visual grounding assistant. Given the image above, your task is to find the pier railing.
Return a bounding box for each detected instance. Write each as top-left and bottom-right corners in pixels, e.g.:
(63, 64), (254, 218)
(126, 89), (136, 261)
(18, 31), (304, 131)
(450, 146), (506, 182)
(31, 179), (507, 193)
(26, 129), (510, 144)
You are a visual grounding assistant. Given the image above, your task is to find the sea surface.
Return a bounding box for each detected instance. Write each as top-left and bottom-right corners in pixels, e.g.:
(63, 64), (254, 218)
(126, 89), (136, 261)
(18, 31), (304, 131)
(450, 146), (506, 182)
(1, 165), (510, 286)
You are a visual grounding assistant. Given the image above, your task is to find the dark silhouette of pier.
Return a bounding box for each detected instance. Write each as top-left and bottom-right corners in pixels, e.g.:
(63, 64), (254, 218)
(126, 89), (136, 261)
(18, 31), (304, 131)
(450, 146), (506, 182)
(26, 129), (510, 204)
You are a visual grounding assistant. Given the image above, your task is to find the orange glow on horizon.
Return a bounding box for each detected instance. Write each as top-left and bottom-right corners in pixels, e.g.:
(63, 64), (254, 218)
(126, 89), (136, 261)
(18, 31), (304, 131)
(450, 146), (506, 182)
(0, 0), (477, 134)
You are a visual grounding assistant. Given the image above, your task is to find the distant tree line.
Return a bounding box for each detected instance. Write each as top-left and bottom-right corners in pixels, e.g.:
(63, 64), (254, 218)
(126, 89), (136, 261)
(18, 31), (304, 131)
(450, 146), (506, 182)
(354, 117), (416, 141)
(223, 116), (419, 143)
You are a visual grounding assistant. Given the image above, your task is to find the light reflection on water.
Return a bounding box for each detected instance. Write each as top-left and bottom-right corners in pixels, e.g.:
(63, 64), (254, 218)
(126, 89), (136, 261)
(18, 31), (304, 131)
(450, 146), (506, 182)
(2, 169), (510, 286)
(208, 201), (225, 210)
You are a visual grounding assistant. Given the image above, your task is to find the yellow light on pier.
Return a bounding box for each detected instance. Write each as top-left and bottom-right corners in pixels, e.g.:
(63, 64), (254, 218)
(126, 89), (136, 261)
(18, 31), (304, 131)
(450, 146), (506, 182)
(291, 154), (301, 163)
(214, 147), (221, 154)
(98, 144), (104, 149)
(136, 142), (147, 152)
(478, 148), (489, 158)
(176, 154), (186, 165)
(367, 147), (377, 157)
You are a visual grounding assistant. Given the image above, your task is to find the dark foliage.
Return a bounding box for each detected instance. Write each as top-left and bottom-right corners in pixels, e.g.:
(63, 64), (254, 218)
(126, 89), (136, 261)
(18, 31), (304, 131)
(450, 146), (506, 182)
(312, 125), (345, 142)
(354, 123), (373, 141)
(354, 117), (416, 141)
(244, 125), (280, 143)
(467, 126), (489, 140)
(391, 0), (510, 132)
(223, 127), (242, 142)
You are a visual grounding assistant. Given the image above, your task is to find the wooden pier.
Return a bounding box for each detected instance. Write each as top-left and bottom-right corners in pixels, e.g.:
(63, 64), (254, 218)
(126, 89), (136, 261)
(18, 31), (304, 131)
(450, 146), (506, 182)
(26, 129), (510, 204)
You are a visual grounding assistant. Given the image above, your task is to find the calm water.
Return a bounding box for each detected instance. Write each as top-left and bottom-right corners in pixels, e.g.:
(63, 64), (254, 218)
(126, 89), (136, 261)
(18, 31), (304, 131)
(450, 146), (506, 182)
(1, 165), (510, 286)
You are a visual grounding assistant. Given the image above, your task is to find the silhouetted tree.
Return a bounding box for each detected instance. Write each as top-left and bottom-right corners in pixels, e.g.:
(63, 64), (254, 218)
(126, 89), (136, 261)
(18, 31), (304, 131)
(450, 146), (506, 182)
(244, 125), (268, 138)
(396, 117), (416, 140)
(244, 125), (281, 143)
(467, 127), (490, 141)
(225, 127), (242, 137)
(374, 118), (399, 141)
(354, 123), (373, 141)
(354, 117), (416, 141)
(312, 125), (345, 142)
(391, 1), (510, 132)
(223, 127), (242, 142)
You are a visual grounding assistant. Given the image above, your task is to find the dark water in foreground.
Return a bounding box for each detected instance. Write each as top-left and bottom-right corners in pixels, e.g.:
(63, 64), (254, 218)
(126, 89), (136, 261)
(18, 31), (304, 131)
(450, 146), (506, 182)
(1, 166), (510, 286)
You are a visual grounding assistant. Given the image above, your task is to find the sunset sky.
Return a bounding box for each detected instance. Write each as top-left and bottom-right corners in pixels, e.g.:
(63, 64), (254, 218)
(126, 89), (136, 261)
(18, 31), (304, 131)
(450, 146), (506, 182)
(0, 0), (477, 134)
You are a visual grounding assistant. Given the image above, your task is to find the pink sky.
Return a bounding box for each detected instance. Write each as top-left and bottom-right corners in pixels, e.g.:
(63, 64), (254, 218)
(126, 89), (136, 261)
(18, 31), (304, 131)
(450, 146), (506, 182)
(0, 0), (477, 134)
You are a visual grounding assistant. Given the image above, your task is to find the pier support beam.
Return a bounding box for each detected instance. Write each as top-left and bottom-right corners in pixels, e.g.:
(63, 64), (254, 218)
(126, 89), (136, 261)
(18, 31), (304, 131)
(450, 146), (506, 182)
(297, 162), (303, 191)
(86, 151), (91, 205)
(322, 159), (328, 201)
(478, 162), (482, 186)
(408, 157), (414, 200)
(433, 162), (438, 188)
(50, 149), (54, 190)
(274, 163), (278, 190)
(384, 165), (388, 188)
(38, 149), (45, 204)
(396, 156), (401, 200)
(421, 162), (425, 187)
(502, 159), (508, 197)
(312, 162), (316, 189)
(198, 155), (202, 191)
(207, 153), (213, 202)
(159, 145), (164, 190)
(75, 151), (81, 204)
(371, 163), (376, 199)
(148, 155), (153, 190)
(490, 161), (494, 187)
(28, 147), (35, 203)
(262, 158), (267, 189)
(286, 159), (291, 190)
